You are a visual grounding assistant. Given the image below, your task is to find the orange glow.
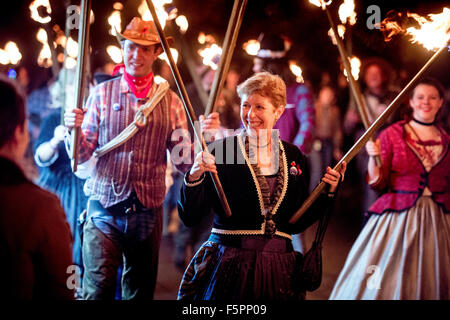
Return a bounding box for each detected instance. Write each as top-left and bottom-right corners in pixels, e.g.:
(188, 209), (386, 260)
(380, 8), (450, 51)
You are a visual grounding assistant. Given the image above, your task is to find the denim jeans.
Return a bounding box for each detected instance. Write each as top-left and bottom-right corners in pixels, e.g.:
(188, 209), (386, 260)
(81, 196), (162, 300)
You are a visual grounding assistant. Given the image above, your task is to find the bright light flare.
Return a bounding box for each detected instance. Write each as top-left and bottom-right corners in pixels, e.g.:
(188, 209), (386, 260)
(108, 10), (122, 36)
(309, 0), (332, 9)
(66, 37), (78, 58)
(198, 44), (222, 70)
(158, 48), (179, 64)
(243, 39), (260, 56)
(289, 61), (304, 83)
(380, 8), (450, 51)
(328, 24), (346, 45)
(338, 0), (357, 25)
(64, 57), (77, 69)
(198, 32), (216, 45)
(175, 15), (188, 33)
(107, 45), (123, 63)
(5, 42), (22, 65)
(0, 49), (9, 65)
(29, 0), (52, 24)
(113, 2), (123, 10)
(343, 56), (361, 80)
(138, 0), (172, 29)
(36, 28), (52, 68)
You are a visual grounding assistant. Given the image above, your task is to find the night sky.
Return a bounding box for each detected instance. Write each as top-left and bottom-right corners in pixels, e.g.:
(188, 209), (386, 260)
(0, 0), (448, 92)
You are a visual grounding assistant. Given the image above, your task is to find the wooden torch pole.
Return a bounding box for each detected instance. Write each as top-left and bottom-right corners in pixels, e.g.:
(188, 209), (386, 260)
(289, 42), (448, 224)
(204, 0), (247, 116)
(70, 0), (92, 172)
(145, 0), (232, 217)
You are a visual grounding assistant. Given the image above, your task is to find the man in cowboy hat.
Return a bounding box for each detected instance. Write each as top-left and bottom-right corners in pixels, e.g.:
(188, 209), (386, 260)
(64, 17), (220, 300)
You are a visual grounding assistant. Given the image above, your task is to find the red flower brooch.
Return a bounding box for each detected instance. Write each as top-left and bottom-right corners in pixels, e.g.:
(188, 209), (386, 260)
(289, 161), (302, 176)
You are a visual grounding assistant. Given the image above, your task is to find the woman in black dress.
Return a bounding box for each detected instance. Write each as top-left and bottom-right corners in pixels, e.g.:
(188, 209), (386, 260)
(177, 72), (346, 300)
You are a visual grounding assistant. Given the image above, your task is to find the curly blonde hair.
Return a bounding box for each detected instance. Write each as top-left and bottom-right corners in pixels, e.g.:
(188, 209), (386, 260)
(237, 72), (286, 109)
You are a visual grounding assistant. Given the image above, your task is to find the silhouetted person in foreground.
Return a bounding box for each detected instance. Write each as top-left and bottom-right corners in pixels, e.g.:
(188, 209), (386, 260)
(0, 76), (74, 300)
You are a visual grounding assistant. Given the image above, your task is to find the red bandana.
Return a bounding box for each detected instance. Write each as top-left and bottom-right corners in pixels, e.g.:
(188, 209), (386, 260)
(113, 63), (154, 99)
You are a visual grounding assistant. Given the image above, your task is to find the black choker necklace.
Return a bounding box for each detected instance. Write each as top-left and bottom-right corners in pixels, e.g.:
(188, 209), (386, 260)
(412, 118), (435, 126)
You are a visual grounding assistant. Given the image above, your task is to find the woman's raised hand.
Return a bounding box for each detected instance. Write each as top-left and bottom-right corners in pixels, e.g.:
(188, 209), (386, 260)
(188, 151), (217, 182)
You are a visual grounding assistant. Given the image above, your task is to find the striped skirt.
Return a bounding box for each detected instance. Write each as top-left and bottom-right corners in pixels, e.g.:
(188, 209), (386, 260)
(329, 196), (450, 300)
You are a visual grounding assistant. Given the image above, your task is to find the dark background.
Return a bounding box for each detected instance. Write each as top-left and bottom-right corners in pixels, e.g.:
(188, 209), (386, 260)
(0, 0), (448, 93)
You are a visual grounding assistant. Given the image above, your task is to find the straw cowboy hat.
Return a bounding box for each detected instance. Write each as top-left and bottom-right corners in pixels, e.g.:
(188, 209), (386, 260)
(118, 17), (174, 46)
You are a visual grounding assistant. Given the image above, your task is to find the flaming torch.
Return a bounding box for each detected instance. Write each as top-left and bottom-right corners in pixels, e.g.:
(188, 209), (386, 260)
(379, 8), (450, 51)
(243, 39), (260, 56)
(29, 0), (59, 77)
(289, 61), (305, 83)
(290, 7), (450, 224)
(0, 42), (22, 65)
(4, 42), (22, 65)
(145, 0), (232, 218)
(138, 0), (172, 28)
(106, 45), (123, 63)
(310, 0), (381, 166)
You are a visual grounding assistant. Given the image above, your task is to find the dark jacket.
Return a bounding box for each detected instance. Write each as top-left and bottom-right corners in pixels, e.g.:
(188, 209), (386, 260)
(178, 134), (334, 237)
(0, 157), (74, 299)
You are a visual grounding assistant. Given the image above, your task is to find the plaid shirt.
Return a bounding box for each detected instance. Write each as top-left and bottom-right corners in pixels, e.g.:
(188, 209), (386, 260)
(68, 75), (193, 209)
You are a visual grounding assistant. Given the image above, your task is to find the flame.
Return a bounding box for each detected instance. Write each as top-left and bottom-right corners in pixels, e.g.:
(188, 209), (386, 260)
(108, 10), (122, 36)
(198, 44), (222, 70)
(338, 0), (357, 25)
(113, 2), (123, 10)
(65, 57), (77, 69)
(0, 41), (22, 65)
(380, 8), (450, 51)
(138, 0), (172, 29)
(289, 61), (304, 83)
(197, 32), (216, 45)
(309, 0), (332, 9)
(29, 0), (52, 24)
(53, 25), (67, 48)
(243, 39), (260, 56)
(36, 28), (52, 67)
(0, 49), (9, 65)
(175, 15), (188, 33)
(328, 24), (346, 45)
(5, 42), (22, 65)
(66, 37), (78, 58)
(343, 56), (361, 80)
(107, 45), (123, 63)
(158, 48), (179, 64)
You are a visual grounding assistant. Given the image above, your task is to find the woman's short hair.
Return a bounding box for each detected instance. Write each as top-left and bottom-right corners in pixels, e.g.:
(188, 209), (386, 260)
(0, 76), (26, 149)
(237, 72), (286, 109)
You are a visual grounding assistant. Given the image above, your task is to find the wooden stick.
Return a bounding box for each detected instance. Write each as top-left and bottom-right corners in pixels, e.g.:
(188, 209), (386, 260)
(70, 0), (92, 172)
(169, 21), (209, 110)
(289, 42), (448, 224)
(204, 0), (247, 116)
(325, 7), (382, 166)
(145, 0), (232, 217)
